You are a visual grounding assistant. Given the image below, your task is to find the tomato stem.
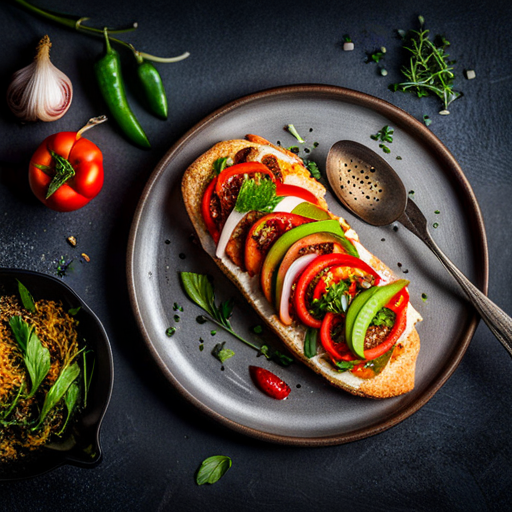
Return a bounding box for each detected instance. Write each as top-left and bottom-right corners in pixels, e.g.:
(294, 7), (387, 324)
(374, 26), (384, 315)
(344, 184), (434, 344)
(76, 115), (108, 139)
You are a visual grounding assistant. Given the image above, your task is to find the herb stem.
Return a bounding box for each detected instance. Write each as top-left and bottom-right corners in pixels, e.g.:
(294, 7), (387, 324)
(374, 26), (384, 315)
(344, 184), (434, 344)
(202, 316), (261, 352)
(11, 0), (189, 62)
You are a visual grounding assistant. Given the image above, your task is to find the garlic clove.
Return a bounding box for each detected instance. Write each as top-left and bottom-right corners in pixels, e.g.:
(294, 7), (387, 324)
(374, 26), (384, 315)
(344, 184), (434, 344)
(6, 35), (73, 122)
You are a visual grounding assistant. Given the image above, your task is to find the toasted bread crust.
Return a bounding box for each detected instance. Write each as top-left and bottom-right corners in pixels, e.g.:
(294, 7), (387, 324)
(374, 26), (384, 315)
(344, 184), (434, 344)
(182, 137), (421, 399)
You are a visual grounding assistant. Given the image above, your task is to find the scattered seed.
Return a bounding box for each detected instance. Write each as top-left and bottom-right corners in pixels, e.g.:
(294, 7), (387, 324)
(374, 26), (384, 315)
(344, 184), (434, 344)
(67, 236), (77, 247)
(81, 253), (90, 262)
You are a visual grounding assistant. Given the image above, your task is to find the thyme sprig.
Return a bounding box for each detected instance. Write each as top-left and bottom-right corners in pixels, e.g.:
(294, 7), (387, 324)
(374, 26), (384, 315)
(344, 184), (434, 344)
(390, 16), (462, 113)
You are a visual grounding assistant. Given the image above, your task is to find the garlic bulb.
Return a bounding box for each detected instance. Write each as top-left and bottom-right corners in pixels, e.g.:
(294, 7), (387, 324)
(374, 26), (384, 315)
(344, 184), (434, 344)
(7, 35), (73, 122)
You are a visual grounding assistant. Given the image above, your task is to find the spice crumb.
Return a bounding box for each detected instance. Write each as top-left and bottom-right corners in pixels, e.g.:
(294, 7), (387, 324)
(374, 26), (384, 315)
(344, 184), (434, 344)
(81, 253), (90, 262)
(67, 236), (77, 247)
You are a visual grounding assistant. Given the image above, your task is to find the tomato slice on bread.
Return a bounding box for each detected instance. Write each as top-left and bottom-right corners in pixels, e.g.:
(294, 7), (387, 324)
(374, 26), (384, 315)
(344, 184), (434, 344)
(245, 212), (313, 277)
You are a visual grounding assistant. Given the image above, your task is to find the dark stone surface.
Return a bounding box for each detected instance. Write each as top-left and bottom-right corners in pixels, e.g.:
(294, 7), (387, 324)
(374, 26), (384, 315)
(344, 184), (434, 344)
(1, 0), (511, 510)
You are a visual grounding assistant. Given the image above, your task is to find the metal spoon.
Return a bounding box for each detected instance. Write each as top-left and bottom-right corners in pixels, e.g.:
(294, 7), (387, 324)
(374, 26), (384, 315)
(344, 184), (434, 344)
(326, 139), (512, 356)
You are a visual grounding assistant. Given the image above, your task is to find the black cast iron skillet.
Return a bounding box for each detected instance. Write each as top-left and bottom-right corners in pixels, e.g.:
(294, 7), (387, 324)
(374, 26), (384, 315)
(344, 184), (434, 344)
(0, 268), (114, 481)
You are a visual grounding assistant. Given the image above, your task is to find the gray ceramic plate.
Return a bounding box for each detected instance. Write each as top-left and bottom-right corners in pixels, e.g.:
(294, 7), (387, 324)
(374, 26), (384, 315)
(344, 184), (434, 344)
(127, 85), (487, 446)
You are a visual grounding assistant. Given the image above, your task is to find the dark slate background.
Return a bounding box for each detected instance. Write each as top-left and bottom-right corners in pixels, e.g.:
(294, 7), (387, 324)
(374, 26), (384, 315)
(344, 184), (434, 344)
(1, 0), (511, 510)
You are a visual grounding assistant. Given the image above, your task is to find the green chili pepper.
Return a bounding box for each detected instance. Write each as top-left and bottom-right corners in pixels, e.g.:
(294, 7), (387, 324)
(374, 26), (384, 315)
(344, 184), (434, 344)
(94, 29), (150, 149)
(349, 279), (409, 359)
(136, 56), (168, 119)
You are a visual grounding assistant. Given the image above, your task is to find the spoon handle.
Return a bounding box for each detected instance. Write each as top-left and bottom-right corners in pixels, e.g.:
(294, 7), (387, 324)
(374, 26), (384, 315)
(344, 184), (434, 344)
(399, 199), (512, 356)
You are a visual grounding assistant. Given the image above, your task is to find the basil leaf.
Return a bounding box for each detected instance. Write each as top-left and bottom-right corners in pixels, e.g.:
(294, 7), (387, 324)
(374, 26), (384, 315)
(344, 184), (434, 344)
(33, 362), (80, 430)
(304, 328), (318, 359)
(9, 316), (50, 398)
(17, 280), (35, 312)
(196, 455), (232, 485)
(179, 272), (216, 318)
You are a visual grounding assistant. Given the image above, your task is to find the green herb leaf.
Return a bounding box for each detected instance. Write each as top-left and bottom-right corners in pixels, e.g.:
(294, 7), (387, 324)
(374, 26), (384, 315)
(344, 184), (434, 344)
(310, 279), (350, 317)
(46, 150), (76, 199)
(68, 306), (81, 316)
(212, 157), (230, 176)
(211, 342), (235, 363)
(371, 307), (396, 328)
(304, 328), (318, 359)
(58, 381), (80, 435)
(196, 455), (232, 485)
(33, 362), (80, 430)
(180, 272), (216, 319)
(17, 280), (35, 312)
(9, 316), (51, 399)
(234, 178), (283, 213)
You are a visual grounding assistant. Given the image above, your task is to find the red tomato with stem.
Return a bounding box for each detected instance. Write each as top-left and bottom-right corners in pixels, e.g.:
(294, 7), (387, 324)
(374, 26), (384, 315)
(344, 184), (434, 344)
(29, 117), (106, 212)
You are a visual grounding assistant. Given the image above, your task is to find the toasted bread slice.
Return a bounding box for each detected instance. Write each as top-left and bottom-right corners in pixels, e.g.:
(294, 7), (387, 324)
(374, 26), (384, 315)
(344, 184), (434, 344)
(182, 136), (422, 398)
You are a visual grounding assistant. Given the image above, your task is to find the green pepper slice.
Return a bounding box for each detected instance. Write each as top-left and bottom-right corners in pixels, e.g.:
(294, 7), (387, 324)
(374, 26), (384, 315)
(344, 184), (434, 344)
(349, 279), (409, 359)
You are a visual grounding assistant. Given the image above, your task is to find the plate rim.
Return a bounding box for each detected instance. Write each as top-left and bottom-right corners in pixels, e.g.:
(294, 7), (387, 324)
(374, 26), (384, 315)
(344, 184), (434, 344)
(126, 84), (489, 446)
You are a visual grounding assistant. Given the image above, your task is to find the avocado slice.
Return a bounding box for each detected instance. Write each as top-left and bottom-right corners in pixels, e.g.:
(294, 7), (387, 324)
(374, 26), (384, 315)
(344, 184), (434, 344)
(260, 219), (351, 303)
(291, 202), (331, 220)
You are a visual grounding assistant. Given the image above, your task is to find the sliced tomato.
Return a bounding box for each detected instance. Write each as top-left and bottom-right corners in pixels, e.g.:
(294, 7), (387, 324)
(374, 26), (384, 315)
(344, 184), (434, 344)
(319, 313), (354, 361)
(319, 288), (409, 363)
(201, 177), (220, 243)
(312, 264), (377, 302)
(244, 212), (312, 277)
(215, 161), (275, 198)
(275, 183), (320, 205)
(294, 254), (381, 328)
(362, 288), (409, 360)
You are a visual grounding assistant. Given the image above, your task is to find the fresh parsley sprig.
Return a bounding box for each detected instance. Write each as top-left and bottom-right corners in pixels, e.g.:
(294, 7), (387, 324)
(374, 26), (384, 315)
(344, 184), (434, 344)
(179, 272), (293, 366)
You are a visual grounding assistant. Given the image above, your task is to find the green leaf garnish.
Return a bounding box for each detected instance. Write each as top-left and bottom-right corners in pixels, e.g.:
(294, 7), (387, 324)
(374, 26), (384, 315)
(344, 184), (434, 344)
(58, 381), (80, 435)
(310, 280), (350, 317)
(17, 280), (35, 312)
(212, 157), (231, 176)
(390, 16), (462, 112)
(68, 306), (81, 316)
(9, 316), (51, 399)
(371, 307), (396, 328)
(33, 362), (80, 430)
(304, 328), (318, 359)
(234, 178), (283, 214)
(196, 455), (232, 485)
(179, 272), (293, 366)
(211, 342), (235, 363)
(46, 150), (76, 199)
